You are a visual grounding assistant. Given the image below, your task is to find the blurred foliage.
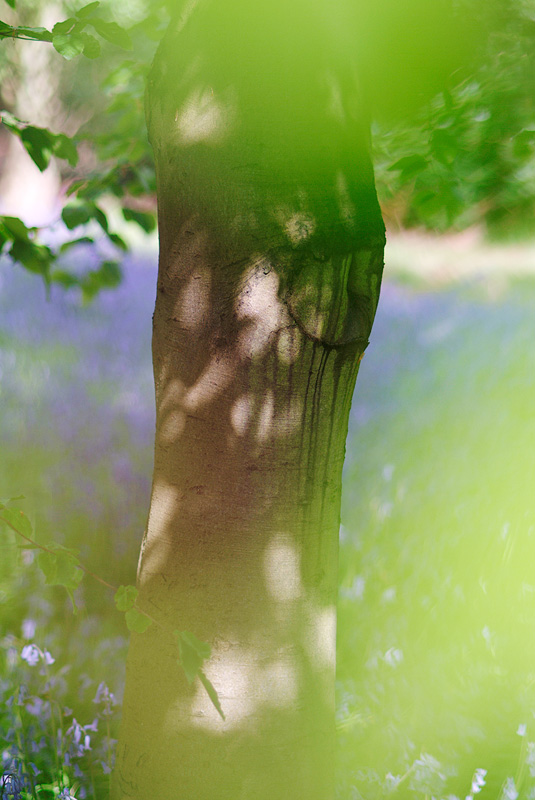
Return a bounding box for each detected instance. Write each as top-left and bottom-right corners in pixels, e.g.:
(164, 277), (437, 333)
(0, 0), (534, 294)
(0, 0), (165, 295)
(375, 1), (535, 236)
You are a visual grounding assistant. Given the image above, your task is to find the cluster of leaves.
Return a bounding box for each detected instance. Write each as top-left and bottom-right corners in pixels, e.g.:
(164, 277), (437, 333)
(0, 209), (122, 301)
(0, 0), (534, 295)
(0, 0), (161, 297)
(374, 2), (535, 235)
(0, 498), (224, 720)
(0, 1), (129, 60)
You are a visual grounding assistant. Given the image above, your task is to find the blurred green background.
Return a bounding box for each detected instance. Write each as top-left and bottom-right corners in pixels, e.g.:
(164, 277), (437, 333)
(1, 1), (535, 799)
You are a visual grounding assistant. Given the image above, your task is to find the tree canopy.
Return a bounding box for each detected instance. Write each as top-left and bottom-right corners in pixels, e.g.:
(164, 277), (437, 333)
(0, 0), (533, 295)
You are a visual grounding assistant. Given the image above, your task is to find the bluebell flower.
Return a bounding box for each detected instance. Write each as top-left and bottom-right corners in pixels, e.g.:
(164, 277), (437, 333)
(20, 644), (54, 667)
(0, 771), (22, 798)
(20, 645), (39, 666)
(501, 777), (519, 800)
(25, 696), (44, 716)
(93, 682), (116, 712)
(57, 788), (77, 799)
(469, 767), (487, 796)
(21, 619), (36, 640)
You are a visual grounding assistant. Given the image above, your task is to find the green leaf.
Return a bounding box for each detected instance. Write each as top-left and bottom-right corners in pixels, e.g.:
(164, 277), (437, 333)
(114, 584), (138, 611)
(124, 607), (152, 633)
(92, 204), (109, 232)
(59, 236), (94, 253)
(199, 671), (225, 720)
(37, 544), (83, 612)
(10, 240), (53, 276)
(80, 32), (100, 59)
(37, 544), (81, 586)
(1, 215), (30, 240)
(122, 207), (156, 233)
(0, 507), (33, 539)
(0, 495), (25, 507)
(20, 126), (54, 171)
(90, 19), (132, 50)
(0, 109), (22, 131)
(388, 154), (428, 180)
(174, 630), (211, 684)
(3, 1), (16, 9)
(97, 260), (121, 286)
(70, 19), (88, 36)
(430, 129), (458, 166)
(53, 33), (85, 59)
(52, 18), (75, 36)
(81, 260), (122, 301)
(53, 134), (78, 167)
(66, 179), (86, 196)
(76, 1), (100, 18)
(50, 269), (80, 289)
(62, 202), (91, 229)
(0, 20), (13, 32)
(513, 129), (535, 160)
(108, 232), (127, 250)
(12, 26), (52, 42)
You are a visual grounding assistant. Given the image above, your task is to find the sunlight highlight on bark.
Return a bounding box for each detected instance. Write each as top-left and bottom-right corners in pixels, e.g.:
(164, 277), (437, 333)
(230, 393), (254, 437)
(305, 603), (337, 670)
(256, 391), (275, 442)
(158, 379), (187, 443)
(173, 269), (211, 331)
(284, 212), (316, 243)
(235, 262), (290, 357)
(188, 645), (300, 731)
(141, 482), (181, 575)
(263, 534), (302, 603)
(175, 87), (234, 144)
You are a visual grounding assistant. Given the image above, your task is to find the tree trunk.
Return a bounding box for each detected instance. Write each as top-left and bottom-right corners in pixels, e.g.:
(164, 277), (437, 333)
(0, 3), (63, 225)
(113, 3), (385, 798)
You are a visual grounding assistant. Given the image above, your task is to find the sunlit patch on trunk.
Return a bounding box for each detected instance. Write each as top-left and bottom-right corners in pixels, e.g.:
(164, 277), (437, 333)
(264, 533), (302, 602)
(230, 393), (255, 436)
(235, 258), (290, 358)
(256, 391), (275, 442)
(158, 379), (187, 443)
(188, 644), (300, 731)
(305, 603), (337, 670)
(173, 269), (211, 331)
(175, 86), (235, 144)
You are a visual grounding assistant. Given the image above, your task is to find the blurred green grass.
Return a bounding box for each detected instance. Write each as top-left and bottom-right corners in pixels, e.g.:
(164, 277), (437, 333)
(337, 261), (535, 798)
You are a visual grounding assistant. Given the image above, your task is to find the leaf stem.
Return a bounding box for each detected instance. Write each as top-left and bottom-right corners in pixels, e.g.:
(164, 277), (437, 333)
(0, 512), (158, 625)
(0, 509), (223, 716)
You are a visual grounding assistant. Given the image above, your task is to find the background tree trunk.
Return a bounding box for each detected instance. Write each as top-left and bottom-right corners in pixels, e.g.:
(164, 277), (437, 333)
(0, 3), (63, 225)
(113, 3), (385, 798)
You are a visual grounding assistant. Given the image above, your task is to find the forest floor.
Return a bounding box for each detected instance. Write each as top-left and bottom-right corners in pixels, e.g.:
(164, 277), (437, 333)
(1, 231), (535, 799)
